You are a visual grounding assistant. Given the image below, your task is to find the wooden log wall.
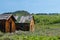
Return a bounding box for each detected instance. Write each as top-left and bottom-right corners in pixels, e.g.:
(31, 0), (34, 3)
(5, 17), (16, 32)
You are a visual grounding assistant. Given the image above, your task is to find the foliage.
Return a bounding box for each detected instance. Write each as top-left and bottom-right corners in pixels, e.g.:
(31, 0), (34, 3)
(3, 10), (30, 16)
(34, 15), (60, 25)
(14, 10), (30, 16)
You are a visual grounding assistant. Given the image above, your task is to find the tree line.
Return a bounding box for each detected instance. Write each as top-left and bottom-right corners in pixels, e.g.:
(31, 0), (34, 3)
(2, 10), (60, 15)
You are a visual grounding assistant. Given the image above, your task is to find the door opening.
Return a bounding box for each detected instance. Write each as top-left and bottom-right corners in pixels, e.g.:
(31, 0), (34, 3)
(10, 22), (12, 33)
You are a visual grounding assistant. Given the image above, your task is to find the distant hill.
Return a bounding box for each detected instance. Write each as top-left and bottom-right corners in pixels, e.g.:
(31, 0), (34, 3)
(3, 10), (30, 16)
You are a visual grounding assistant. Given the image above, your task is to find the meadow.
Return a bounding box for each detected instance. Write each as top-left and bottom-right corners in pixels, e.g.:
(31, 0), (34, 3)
(0, 14), (60, 40)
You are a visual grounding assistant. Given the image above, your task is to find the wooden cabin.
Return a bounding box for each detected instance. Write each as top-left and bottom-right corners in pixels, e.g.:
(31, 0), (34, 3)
(0, 14), (16, 32)
(15, 15), (35, 32)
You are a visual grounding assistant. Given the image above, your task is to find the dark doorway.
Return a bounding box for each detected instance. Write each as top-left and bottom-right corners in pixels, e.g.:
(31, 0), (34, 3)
(10, 22), (12, 33)
(0, 23), (3, 32)
(3, 21), (5, 32)
(0, 20), (5, 32)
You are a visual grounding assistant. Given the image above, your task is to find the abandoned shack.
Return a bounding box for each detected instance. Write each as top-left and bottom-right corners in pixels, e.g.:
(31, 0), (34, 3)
(15, 15), (35, 32)
(0, 14), (16, 32)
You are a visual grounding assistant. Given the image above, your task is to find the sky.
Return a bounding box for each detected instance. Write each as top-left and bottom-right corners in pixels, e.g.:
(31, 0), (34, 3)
(0, 0), (60, 14)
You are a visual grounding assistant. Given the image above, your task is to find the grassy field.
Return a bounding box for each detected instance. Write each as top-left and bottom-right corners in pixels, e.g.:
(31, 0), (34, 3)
(34, 15), (60, 36)
(0, 14), (60, 40)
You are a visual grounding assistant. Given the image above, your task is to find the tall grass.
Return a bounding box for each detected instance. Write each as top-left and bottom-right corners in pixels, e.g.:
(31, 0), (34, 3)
(34, 15), (60, 25)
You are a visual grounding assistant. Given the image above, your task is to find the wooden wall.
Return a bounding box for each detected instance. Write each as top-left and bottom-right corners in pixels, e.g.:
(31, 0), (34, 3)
(30, 18), (35, 32)
(5, 17), (16, 32)
(5, 20), (10, 32)
(16, 23), (30, 31)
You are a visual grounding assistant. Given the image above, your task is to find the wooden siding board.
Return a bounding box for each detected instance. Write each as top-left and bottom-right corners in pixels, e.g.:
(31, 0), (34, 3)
(5, 20), (10, 32)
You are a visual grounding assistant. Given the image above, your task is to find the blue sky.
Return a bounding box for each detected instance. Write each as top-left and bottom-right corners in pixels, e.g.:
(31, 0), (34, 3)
(0, 0), (60, 14)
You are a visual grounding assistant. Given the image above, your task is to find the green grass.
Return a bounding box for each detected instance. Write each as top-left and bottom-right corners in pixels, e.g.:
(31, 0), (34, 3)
(0, 33), (60, 40)
(34, 15), (60, 25)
